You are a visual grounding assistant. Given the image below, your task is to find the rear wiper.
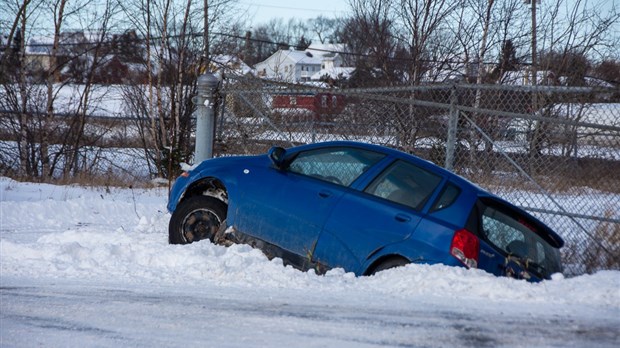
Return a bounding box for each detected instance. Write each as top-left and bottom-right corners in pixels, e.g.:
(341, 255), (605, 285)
(520, 257), (546, 278)
(506, 254), (546, 278)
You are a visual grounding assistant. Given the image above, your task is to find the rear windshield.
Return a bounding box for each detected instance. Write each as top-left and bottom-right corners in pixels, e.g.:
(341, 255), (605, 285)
(479, 205), (562, 277)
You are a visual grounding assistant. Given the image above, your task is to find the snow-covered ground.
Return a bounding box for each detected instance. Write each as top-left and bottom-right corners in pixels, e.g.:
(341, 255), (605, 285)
(1, 177), (619, 347)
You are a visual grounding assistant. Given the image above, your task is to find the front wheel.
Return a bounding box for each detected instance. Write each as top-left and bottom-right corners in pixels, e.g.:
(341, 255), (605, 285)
(169, 196), (227, 245)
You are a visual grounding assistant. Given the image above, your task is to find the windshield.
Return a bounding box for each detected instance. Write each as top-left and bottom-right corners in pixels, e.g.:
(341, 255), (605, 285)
(480, 205), (562, 277)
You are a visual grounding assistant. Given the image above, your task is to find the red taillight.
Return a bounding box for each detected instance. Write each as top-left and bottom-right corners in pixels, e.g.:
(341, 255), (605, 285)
(450, 229), (479, 268)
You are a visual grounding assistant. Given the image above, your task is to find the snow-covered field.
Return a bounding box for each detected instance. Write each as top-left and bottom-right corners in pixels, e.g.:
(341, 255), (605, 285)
(1, 177), (619, 347)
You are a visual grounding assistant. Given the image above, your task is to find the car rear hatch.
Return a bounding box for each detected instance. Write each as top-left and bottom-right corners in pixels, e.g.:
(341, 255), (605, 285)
(467, 196), (564, 281)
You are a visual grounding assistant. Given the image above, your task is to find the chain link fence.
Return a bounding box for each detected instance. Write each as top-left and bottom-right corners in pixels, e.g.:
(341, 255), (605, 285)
(217, 75), (620, 275)
(1, 75), (618, 275)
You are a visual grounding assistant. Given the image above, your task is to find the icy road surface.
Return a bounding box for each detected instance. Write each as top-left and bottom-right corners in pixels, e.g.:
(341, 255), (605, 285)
(1, 177), (619, 347)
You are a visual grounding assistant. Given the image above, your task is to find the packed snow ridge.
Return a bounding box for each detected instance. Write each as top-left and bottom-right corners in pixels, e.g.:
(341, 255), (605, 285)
(1, 177), (619, 309)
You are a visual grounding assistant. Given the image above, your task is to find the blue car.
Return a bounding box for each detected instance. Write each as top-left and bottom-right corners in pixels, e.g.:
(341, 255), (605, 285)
(168, 141), (564, 281)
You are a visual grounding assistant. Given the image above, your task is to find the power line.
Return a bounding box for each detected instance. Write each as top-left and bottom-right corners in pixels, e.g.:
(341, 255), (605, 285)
(4, 30), (524, 67)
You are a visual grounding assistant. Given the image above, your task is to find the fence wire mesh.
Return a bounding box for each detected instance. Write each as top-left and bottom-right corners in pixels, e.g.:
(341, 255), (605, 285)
(1, 74), (618, 275)
(218, 75), (620, 275)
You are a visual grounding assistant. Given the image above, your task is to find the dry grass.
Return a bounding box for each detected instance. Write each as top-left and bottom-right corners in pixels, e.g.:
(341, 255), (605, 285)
(5, 172), (168, 190)
(583, 209), (620, 273)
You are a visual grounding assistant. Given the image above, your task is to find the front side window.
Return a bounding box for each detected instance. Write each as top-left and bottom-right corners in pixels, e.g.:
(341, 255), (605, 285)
(288, 147), (385, 187)
(480, 205), (562, 276)
(364, 160), (442, 210)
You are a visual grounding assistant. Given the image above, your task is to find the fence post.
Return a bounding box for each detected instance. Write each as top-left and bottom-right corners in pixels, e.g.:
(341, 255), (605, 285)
(445, 84), (458, 171)
(194, 72), (219, 163)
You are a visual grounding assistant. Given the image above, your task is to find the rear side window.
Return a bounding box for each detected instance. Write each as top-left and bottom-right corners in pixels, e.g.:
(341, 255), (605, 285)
(480, 205), (562, 276)
(365, 160), (442, 211)
(288, 147), (385, 186)
(431, 183), (461, 212)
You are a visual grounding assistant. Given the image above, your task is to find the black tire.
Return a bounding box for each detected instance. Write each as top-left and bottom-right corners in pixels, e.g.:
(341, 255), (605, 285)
(368, 256), (409, 275)
(169, 195), (227, 245)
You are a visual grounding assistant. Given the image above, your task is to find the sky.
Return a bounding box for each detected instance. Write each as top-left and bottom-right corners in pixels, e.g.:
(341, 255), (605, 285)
(235, 0), (618, 59)
(240, 0), (350, 25)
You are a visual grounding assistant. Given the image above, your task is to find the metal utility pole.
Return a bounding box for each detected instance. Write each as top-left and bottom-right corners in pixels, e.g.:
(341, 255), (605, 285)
(194, 74), (219, 163)
(445, 85), (458, 171)
(527, 0), (538, 111)
(203, 0), (209, 64)
(193, 0), (218, 163)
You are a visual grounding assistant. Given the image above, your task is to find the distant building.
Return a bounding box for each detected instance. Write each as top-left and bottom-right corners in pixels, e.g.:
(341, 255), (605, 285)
(272, 92), (346, 119)
(310, 67), (356, 85)
(210, 55), (253, 76)
(255, 43), (350, 83)
(24, 35), (64, 81)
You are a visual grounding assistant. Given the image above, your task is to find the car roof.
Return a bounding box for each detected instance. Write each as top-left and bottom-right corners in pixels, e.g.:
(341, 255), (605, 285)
(287, 140), (480, 188)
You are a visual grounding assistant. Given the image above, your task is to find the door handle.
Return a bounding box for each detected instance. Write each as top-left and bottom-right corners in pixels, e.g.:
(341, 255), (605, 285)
(318, 190), (332, 198)
(395, 213), (411, 222)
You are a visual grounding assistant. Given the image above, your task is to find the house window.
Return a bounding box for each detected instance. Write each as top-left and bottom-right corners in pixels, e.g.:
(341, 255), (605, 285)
(332, 96), (338, 107)
(290, 96), (297, 106)
(321, 95), (328, 108)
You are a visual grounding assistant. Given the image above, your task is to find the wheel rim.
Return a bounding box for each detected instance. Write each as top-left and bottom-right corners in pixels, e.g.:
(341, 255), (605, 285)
(181, 208), (222, 243)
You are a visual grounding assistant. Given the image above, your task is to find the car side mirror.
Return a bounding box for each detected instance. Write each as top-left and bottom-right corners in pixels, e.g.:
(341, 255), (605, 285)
(268, 146), (286, 169)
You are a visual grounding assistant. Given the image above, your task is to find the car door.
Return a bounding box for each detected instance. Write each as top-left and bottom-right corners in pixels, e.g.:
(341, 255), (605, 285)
(313, 159), (445, 273)
(235, 146), (385, 263)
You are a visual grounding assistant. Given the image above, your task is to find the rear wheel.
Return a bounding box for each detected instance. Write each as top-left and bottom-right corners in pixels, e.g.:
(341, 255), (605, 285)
(169, 196), (227, 244)
(368, 256), (409, 275)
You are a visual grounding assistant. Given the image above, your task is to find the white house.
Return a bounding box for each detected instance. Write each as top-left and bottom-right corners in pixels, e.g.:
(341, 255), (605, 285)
(210, 54), (253, 76)
(306, 43), (348, 69)
(254, 43), (349, 83)
(310, 67), (356, 82)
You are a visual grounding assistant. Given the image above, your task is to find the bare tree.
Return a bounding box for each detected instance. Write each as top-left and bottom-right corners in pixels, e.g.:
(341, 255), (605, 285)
(339, 0), (398, 84)
(308, 16), (338, 44)
(592, 59), (620, 84)
(491, 0), (529, 84)
(63, 1), (119, 177)
(1, 0), (32, 69)
(41, 0), (68, 177)
(472, 0), (495, 171)
(116, 0), (240, 178)
(17, 0), (31, 175)
(394, 0), (459, 84)
(527, 0), (619, 166)
(537, 0), (620, 66)
(1, 0), (123, 179)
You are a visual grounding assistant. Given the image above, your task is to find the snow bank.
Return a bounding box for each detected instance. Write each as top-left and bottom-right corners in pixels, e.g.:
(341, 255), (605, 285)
(1, 177), (618, 310)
